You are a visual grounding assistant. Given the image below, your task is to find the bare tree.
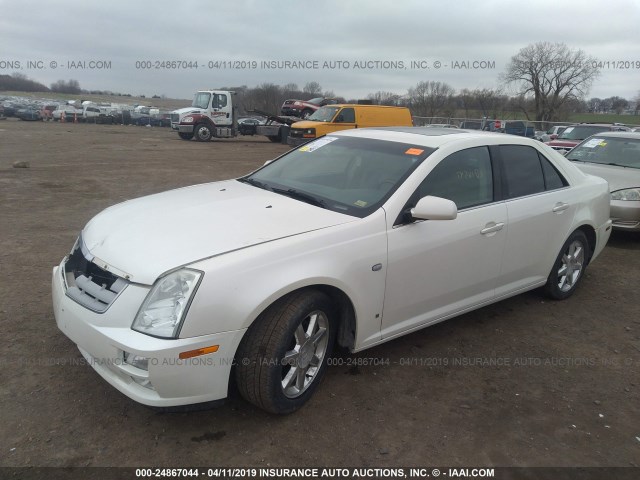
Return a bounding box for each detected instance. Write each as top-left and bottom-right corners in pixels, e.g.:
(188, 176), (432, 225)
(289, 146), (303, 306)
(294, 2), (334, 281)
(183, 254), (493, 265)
(503, 42), (600, 121)
(367, 91), (401, 106)
(303, 81), (322, 96)
(472, 88), (507, 119)
(50, 79), (81, 94)
(587, 97), (602, 113)
(407, 81), (455, 117)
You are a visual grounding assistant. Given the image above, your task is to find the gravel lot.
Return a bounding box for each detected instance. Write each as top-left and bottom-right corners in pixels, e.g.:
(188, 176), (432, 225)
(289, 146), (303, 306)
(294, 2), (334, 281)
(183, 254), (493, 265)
(1, 119), (639, 468)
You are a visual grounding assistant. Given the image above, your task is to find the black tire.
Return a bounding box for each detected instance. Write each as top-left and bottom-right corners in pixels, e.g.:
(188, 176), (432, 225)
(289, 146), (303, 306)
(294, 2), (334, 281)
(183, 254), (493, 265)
(194, 123), (212, 142)
(301, 109), (313, 119)
(267, 134), (281, 143)
(178, 132), (194, 140)
(544, 230), (590, 300)
(235, 290), (337, 414)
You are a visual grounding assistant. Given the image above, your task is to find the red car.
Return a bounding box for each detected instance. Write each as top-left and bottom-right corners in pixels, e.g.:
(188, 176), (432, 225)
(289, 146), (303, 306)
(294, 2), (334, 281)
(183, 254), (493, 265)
(280, 97), (337, 118)
(546, 123), (630, 152)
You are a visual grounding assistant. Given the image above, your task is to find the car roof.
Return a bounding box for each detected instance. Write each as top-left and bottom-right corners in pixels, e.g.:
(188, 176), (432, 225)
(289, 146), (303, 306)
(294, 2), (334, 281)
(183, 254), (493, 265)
(568, 123), (625, 128)
(582, 131), (640, 140)
(332, 126), (527, 148)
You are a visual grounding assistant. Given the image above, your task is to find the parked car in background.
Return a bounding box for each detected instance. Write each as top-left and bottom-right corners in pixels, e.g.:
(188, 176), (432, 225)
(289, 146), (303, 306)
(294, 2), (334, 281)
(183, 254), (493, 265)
(502, 120), (535, 137)
(281, 97), (338, 118)
(459, 120), (483, 130)
(237, 117), (265, 135)
(546, 123), (630, 152)
(539, 125), (568, 142)
(567, 131), (640, 231)
(52, 105), (83, 121)
(53, 127), (612, 414)
(16, 107), (42, 121)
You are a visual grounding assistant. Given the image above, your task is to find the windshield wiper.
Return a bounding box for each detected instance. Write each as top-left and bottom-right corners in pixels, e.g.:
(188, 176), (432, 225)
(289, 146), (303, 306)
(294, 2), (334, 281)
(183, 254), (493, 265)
(272, 187), (327, 208)
(238, 177), (272, 191)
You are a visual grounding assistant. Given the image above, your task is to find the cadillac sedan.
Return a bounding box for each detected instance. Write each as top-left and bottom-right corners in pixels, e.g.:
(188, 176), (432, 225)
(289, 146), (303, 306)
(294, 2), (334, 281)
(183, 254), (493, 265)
(566, 131), (640, 231)
(52, 128), (612, 414)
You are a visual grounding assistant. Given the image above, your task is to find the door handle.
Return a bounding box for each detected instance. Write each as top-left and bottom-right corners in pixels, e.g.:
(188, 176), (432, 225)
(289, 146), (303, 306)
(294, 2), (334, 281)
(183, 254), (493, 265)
(552, 202), (569, 213)
(480, 222), (504, 235)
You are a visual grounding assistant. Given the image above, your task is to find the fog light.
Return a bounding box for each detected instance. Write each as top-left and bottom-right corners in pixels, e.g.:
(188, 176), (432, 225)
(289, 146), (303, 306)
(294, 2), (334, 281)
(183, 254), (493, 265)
(131, 376), (155, 390)
(123, 351), (149, 371)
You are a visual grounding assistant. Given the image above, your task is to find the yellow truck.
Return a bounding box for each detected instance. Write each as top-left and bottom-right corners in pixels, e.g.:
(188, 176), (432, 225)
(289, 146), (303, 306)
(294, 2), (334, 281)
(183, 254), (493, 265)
(287, 104), (413, 146)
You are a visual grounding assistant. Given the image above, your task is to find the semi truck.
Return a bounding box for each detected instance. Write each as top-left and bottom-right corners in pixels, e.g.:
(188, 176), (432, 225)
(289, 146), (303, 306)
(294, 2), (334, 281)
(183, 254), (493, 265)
(171, 89), (300, 143)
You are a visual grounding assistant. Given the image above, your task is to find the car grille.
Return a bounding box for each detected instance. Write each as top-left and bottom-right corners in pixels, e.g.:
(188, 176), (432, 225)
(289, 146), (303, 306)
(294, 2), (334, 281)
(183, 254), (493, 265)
(63, 238), (128, 313)
(170, 113), (180, 123)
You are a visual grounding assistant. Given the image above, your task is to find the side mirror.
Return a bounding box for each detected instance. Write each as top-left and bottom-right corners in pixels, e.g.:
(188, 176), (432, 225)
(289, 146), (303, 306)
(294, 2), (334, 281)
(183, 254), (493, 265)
(411, 196), (458, 221)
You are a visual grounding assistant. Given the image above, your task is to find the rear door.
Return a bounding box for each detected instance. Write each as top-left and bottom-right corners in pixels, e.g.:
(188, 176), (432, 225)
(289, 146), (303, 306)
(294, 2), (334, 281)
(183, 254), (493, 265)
(495, 145), (575, 297)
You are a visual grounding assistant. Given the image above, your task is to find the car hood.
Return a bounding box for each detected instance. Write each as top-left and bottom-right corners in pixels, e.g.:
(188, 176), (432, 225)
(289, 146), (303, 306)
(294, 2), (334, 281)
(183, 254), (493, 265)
(171, 107), (205, 116)
(571, 162), (640, 192)
(291, 120), (326, 129)
(82, 180), (356, 285)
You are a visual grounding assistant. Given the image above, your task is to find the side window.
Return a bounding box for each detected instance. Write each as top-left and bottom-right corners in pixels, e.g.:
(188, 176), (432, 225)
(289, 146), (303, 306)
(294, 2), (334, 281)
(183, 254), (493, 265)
(500, 145), (545, 199)
(538, 152), (568, 190)
(335, 108), (355, 123)
(416, 146), (493, 210)
(212, 94), (227, 109)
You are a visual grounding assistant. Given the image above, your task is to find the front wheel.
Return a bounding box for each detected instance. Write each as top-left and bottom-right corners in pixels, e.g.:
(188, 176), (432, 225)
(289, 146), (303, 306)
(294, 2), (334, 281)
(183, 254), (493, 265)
(178, 132), (194, 140)
(235, 290), (336, 414)
(194, 123), (212, 141)
(544, 230), (590, 300)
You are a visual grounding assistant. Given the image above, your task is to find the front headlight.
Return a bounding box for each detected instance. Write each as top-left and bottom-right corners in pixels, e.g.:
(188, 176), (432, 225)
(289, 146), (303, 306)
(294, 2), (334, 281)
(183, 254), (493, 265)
(132, 269), (203, 338)
(611, 188), (640, 201)
(181, 116), (194, 123)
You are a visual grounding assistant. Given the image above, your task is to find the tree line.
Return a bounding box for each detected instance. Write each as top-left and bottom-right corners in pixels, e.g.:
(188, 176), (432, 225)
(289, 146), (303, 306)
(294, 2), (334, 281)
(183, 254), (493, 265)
(2, 42), (639, 121)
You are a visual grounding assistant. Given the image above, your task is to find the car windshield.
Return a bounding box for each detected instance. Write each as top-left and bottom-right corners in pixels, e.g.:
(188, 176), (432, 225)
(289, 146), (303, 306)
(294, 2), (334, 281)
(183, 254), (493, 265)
(241, 136), (434, 218)
(308, 97), (324, 105)
(191, 92), (211, 109)
(558, 126), (609, 140)
(566, 136), (640, 169)
(307, 106), (339, 122)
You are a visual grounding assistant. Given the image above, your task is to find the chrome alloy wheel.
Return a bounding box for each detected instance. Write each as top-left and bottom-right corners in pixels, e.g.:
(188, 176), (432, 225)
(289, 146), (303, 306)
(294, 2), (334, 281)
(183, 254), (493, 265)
(281, 310), (329, 398)
(557, 240), (585, 292)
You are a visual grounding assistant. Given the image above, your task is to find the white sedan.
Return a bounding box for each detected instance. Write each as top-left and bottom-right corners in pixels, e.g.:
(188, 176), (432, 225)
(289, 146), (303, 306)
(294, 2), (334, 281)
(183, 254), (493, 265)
(52, 127), (612, 414)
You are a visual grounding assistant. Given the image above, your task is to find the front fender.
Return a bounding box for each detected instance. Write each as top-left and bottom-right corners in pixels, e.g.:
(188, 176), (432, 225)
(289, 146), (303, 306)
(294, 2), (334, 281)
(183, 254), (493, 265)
(180, 210), (388, 350)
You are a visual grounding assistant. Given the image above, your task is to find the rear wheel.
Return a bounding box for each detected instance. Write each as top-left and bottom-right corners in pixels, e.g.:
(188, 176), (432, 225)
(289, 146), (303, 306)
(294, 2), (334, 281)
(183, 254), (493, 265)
(544, 230), (589, 300)
(178, 132), (194, 140)
(194, 123), (212, 141)
(235, 290), (336, 414)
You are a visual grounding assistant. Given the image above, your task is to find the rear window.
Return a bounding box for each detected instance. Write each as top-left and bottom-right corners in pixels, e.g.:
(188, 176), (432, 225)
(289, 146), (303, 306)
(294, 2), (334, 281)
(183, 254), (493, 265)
(559, 126), (609, 141)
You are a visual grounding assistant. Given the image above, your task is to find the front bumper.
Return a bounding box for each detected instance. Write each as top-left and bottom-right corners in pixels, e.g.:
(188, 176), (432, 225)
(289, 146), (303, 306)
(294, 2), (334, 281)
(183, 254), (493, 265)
(611, 200), (640, 231)
(177, 124), (195, 134)
(52, 261), (246, 407)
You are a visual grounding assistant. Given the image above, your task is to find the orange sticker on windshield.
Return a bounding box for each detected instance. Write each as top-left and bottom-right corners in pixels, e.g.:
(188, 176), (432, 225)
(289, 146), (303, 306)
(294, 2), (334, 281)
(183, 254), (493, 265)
(405, 148), (424, 155)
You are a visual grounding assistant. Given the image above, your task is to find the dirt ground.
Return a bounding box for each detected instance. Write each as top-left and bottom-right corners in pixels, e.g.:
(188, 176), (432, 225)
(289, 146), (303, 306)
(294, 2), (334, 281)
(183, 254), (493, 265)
(1, 119), (639, 469)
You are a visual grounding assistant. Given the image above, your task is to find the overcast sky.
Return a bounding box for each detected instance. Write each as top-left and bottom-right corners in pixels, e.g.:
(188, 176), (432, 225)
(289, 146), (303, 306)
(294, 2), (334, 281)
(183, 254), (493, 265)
(1, 0), (639, 100)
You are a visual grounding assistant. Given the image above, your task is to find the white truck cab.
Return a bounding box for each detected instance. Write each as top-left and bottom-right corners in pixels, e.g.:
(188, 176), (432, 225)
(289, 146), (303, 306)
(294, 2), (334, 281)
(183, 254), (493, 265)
(171, 90), (234, 140)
